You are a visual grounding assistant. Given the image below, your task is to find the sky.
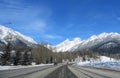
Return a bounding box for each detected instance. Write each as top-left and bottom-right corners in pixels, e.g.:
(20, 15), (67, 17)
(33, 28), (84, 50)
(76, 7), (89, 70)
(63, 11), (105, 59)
(0, 0), (120, 45)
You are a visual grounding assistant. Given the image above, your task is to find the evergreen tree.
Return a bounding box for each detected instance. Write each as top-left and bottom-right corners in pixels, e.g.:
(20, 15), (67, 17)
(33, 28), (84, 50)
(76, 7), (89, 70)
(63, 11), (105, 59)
(1, 43), (11, 65)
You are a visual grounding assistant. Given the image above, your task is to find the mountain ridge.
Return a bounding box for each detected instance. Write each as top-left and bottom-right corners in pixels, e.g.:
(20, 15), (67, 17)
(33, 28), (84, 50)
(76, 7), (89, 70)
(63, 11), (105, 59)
(0, 25), (37, 48)
(1, 25), (120, 53)
(51, 32), (120, 52)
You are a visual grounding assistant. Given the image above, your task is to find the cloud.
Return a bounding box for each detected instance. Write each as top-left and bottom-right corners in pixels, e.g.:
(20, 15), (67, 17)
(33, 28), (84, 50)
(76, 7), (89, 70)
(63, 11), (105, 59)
(0, 0), (53, 34)
(28, 21), (47, 31)
(0, 0), (52, 21)
(117, 17), (120, 21)
(0, 0), (25, 10)
(45, 34), (62, 39)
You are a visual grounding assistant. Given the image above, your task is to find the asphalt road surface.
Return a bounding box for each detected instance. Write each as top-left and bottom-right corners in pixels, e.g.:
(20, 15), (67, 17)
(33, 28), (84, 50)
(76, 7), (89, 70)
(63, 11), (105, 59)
(0, 64), (120, 78)
(0, 65), (56, 78)
(45, 65), (77, 78)
(70, 65), (120, 78)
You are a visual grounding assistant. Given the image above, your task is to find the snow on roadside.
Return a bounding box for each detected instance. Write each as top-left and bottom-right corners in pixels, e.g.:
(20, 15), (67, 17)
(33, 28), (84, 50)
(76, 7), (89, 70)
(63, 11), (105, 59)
(0, 63), (54, 71)
(98, 56), (115, 62)
(77, 56), (120, 70)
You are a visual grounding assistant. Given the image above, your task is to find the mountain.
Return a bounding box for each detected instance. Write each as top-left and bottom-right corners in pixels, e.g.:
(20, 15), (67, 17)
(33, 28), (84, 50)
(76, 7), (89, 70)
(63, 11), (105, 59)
(0, 25), (37, 49)
(54, 32), (120, 53)
(53, 38), (82, 52)
(45, 38), (82, 52)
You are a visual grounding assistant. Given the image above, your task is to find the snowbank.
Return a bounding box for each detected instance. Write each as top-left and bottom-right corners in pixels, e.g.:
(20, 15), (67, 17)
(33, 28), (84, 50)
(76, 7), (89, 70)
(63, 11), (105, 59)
(98, 56), (115, 62)
(0, 63), (53, 71)
(77, 56), (120, 69)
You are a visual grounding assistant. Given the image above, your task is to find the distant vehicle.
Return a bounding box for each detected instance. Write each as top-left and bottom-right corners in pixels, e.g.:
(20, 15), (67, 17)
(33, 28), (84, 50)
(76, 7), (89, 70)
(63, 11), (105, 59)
(54, 62), (57, 65)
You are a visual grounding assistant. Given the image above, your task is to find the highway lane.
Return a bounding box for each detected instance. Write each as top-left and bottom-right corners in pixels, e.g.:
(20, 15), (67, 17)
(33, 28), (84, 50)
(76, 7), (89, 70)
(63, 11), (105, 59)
(14, 65), (62, 78)
(70, 65), (120, 78)
(45, 65), (77, 78)
(0, 65), (57, 78)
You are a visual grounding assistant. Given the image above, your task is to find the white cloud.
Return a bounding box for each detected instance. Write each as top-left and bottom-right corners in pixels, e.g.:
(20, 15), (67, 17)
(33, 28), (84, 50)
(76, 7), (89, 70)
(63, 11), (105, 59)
(45, 34), (62, 39)
(0, 0), (53, 33)
(117, 17), (120, 21)
(0, 0), (52, 21)
(30, 21), (47, 31)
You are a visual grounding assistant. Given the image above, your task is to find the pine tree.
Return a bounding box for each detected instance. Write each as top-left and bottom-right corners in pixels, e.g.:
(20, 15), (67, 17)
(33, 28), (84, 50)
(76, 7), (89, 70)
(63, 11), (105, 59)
(1, 43), (11, 65)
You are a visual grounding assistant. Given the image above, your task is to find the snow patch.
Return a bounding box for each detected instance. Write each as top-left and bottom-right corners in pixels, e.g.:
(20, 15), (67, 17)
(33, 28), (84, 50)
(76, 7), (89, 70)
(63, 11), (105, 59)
(77, 56), (120, 69)
(0, 64), (53, 71)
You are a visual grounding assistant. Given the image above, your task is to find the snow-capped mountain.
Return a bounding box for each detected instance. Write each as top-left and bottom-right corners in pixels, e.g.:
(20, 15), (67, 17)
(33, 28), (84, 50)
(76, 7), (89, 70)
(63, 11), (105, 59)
(54, 32), (120, 52)
(52, 38), (82, 52)
(0, 25), (37, 47)
(70, 32), (120, 52)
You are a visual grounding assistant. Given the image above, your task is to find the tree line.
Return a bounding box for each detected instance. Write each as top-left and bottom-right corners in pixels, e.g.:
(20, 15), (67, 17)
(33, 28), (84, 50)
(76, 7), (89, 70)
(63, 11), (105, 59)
(0, 43), (78, 65)
(0, 42), (120, 66)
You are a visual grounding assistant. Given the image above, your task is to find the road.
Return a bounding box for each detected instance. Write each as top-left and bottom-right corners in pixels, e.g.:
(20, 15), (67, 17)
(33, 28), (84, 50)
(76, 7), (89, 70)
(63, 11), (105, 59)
(0, 64), (120, 78)
(45, 65), (77, 78)
(0, 65), (57, 78)
(70, 65), (120, 78)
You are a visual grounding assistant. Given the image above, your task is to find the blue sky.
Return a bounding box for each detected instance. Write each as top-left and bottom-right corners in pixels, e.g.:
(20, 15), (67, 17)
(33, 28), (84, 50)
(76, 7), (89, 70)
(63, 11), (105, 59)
(0, 0), (120, 45)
